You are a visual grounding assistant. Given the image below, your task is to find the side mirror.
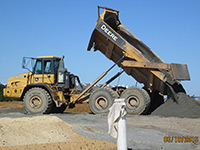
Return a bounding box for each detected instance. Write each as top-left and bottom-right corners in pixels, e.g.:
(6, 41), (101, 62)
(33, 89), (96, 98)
(22, 57), (26, 69)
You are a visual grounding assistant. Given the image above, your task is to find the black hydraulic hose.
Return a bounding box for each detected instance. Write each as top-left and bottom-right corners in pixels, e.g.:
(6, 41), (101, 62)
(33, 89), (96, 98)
(74, 75), (84, 91)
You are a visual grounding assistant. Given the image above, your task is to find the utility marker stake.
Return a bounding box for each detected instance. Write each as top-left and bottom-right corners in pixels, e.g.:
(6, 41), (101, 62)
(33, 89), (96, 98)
(108, 98), (127, 150)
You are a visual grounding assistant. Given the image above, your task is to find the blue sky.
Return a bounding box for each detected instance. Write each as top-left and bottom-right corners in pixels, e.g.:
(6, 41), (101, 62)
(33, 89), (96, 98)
(0, 0), (200, 96)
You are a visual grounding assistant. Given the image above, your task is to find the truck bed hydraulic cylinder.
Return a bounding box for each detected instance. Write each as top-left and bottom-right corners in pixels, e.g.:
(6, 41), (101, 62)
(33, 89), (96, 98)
(75, 56), (124, 101)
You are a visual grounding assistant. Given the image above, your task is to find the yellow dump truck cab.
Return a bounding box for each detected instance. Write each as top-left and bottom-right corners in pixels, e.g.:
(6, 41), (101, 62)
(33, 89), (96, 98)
(4, 56), (61, 99)
(3, 56), (78, 114)
(29, 56), (61, 85)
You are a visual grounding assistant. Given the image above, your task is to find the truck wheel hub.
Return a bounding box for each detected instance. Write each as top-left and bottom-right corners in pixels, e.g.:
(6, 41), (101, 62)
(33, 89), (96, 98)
(30, 96), (42, 108)
(127, 96), (139, 109)
(95, 96), (108, 110)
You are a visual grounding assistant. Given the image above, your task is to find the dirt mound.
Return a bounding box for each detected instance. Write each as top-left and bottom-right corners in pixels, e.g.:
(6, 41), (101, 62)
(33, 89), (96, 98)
(0, 116), (116, 150)
(0, 116), (76, 146)
(65, 103), (92, 114)
(151, 93), (200, 118)
(1, 139), (116, 150)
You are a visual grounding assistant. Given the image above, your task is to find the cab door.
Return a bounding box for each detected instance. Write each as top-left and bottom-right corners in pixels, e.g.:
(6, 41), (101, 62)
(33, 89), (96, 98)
(32, 59), (55, 84)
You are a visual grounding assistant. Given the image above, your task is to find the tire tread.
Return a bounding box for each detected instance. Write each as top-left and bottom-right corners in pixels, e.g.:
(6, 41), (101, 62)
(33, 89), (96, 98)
(23, 87), (53, 114)
(121, 86), (150, 115)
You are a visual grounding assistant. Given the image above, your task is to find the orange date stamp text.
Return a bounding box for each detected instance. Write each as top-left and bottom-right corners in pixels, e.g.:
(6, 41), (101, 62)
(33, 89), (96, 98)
(163, 136), (199, 143)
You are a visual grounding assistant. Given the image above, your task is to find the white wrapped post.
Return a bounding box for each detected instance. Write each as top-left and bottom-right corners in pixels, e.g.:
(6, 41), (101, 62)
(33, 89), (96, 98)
(108, 98), (127, 150)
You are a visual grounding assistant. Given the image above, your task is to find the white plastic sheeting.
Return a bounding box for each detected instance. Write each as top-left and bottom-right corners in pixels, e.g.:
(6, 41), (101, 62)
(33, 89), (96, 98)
(108, 98), (127, 150)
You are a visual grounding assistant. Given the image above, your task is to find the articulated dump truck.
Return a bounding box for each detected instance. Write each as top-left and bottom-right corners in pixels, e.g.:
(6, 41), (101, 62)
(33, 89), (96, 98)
(3, 6), (190, 115)
(87, 6), (190, 114)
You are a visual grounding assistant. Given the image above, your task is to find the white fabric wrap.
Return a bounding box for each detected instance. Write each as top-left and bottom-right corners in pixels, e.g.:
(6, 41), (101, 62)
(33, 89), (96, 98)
(108, 99), (127, 138)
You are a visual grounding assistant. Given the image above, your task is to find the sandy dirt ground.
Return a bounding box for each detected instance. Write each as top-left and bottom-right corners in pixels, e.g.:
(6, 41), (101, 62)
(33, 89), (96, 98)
(0, 102), (115, 150)
(0, 102), (24, 110)
(65, 102), (92, 114)
(1, 101), (200, 150)
(0, 101), (92, 114)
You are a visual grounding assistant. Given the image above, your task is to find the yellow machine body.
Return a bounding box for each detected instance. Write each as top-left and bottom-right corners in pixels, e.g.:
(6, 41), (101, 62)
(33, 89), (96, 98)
(3, 56), (84, 106)
(3, 72), (31, 99)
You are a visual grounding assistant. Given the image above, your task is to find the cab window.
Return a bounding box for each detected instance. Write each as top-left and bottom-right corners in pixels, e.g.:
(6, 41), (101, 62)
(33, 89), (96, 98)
(35, 60), (42, 74)
(54, 59), (60, 73)
(44, 60), (52, 74)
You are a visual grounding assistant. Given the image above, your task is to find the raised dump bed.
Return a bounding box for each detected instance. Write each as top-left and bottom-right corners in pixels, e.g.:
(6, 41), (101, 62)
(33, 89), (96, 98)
(88, 6), (190, 114)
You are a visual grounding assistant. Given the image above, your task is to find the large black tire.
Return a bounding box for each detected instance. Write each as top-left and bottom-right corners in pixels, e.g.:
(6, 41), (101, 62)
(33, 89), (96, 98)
(23, 87), (54, 114)
(121, 87), (150, 115)
(89, 87), (118, 114)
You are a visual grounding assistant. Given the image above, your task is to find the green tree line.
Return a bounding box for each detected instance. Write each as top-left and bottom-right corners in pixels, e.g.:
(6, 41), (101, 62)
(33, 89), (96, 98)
(0, 83), (15, 101)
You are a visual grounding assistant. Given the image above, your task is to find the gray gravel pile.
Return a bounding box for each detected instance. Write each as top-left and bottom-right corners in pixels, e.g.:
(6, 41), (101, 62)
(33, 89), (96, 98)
(151, 93), (200, 118)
